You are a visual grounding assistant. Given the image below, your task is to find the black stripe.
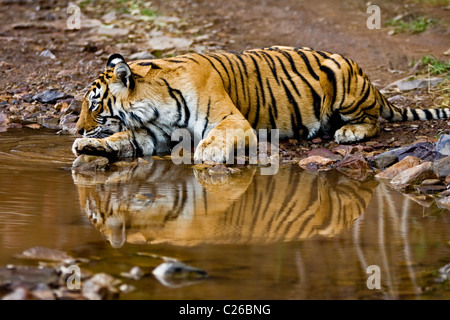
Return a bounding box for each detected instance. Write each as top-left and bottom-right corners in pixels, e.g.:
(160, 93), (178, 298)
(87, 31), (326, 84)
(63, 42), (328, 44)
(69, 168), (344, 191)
(281, 79), (307, 138)
(223, 55), (240, 104)
(184, 56), (200, 64)
(209, 54), (233, 92)
(411, 108), (420, 120)
(138, 61), (153, 66)
(275, 56), (302, 98)
(162, 79), (190, 127)
(248, 54), (267, 108)
(202, 99), (211, 138)
(340, 86), (371, 115)
(423, 109), (432, 120)
(266, 79), (278, 129)
(295, 49), (319, 80)
(198, 54), (228, 89)
(259, 51), (281, 85)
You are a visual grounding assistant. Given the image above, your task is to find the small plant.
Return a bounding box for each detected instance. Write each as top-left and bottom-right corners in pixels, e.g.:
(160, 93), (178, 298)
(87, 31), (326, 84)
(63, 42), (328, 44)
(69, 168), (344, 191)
(420, 55), (450, 75)
(385, 16), (437, 33)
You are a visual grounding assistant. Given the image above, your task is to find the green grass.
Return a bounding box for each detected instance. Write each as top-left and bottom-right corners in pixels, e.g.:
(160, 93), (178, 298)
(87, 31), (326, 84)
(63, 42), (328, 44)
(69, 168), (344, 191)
(420, 55), (450, 75)
(385, 16), (437, 33)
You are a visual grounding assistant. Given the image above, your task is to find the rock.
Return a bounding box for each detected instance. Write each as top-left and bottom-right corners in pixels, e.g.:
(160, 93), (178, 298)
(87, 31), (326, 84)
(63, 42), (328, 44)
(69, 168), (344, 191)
(298, 155), (337, 171)
(96, 26), (129, 37)
(436, 196), (450, 210)
(152, 261), (208, 288)
(82, 273), (121, 300)
(436, 135), (450, 156)
(39, 49), (56, 60)
(101, 11), (117, 24)
(415, 185), (447, 194)
(390, 162), (437, 190)
(128, 51), (156, 60)
(421, 179), (442, 186)
(432, 156), (450, 179)
(13, 247), (74, 263)
(370, 152), (398, 170)
(147, 34), (193, 51)
(446, 174), (450, 185)
(387, 94), (407, 104)
(333, 145), (358, 157)
(32, 89), (73, 104)
(380, 142), (444, 162)
(375, 156), (421, 180)
(307, 148), (342, 161)
(72, 155), (110, 171)
(1, 287), (30, 300)
(384, 77), (444, 91)
(0, 266), (59, 287)
(30, 283), (55, 300)
(67, 98), (82, 115)
(120, 266), (144, 280)
(336, 154), (371, 181)
(0, 113), (10, 125)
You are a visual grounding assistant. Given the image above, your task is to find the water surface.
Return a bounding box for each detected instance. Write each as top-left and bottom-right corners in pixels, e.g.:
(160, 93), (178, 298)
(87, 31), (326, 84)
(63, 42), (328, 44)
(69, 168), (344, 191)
(0, 128), (449, 299)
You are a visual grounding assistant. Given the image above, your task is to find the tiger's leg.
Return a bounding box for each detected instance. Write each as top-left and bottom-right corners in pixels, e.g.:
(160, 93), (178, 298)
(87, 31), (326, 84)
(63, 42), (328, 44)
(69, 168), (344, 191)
(319, 54), (380, 144)
(194, 113), (257, 163)
(72, 129), (157, 159)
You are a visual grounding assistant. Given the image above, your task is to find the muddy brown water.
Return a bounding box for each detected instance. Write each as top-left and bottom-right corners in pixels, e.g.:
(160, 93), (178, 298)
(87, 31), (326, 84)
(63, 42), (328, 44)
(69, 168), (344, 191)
(0, 128), (449, 299)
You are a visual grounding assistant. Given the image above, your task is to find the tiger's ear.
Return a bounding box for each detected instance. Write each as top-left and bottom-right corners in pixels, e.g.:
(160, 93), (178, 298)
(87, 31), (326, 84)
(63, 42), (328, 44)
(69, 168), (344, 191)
(106, 53), (134, 91)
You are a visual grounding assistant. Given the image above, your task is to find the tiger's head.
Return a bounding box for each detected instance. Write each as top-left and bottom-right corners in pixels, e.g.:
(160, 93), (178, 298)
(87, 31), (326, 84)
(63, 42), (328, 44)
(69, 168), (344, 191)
(76, 54), (137, 138)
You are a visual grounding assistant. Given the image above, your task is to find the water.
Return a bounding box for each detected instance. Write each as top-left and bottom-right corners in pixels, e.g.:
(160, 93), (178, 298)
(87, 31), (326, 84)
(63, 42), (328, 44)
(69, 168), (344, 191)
(0, 128), (449, 299)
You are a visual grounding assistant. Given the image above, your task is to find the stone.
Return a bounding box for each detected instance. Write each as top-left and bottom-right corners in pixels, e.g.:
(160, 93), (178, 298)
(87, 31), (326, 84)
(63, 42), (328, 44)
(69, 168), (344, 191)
(421, 179), (442, 186)
(67, 98), (82, 114)
(101, 11), (117, 24)
(415, 184), (447, 194)
(0, 113), (10, 125)
(39, 49), (56, 60)
(436, 196), (450, 210)
(432, 156), (450, 179)
(72, 155), (110, 171)
(370, 152), (398, 170)
(82, 273), (120, 300)
(307, 148), (342, 161)
(152, 261), (208, 288)
(1, 287), (30, 300)
(336, 154), (371, 181)
(385, 77), (444, 91)
(128, 51), (156, 60)
(96, 26), (129, 37)
(380, 142), (444, 162)
(333, 145), (358, 157)
(120, 266), (144, 280)
(147, 35), (193, 51)
(13, 247), (74, 263)
(375, 156), (421, 180)
(436, 135), (450, 156)
(390, 162), (437, 190)
(32, 89), (73, 104)
(298, 155), (337, 170)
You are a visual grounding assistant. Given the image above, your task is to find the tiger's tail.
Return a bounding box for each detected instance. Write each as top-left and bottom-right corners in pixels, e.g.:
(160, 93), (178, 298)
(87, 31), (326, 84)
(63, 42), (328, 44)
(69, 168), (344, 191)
(375, 87), (450, 122)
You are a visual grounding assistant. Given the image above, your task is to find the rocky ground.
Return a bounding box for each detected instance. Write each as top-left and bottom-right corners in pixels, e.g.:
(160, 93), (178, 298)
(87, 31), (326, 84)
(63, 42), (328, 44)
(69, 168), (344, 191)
(0, 0), (449, 299)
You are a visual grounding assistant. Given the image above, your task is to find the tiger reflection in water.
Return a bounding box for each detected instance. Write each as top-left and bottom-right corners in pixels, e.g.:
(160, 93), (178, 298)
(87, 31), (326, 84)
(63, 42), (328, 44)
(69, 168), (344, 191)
(72, 160), (378, 248)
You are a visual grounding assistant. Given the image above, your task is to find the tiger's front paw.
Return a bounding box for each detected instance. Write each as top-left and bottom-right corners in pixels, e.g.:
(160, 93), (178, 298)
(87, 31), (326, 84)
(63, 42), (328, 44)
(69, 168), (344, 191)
(194, 137), (232, 163)
(72, 137), (116, 158)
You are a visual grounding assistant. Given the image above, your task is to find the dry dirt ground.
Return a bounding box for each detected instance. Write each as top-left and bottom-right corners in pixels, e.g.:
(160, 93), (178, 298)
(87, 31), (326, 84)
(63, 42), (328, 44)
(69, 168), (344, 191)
(0, 0), (448, 152)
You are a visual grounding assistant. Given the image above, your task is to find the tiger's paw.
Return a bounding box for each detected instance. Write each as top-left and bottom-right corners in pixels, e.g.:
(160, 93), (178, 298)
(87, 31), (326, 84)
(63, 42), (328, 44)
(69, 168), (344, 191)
(194, 137), (232, 163)
(72, 137), (117, 158)
(334, 124), (379, 144)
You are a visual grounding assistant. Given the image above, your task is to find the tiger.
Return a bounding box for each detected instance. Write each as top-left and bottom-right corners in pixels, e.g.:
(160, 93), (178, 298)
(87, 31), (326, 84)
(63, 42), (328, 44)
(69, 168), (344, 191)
(72, 46), (450, 163)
